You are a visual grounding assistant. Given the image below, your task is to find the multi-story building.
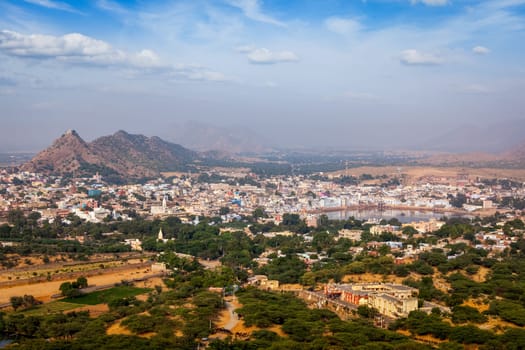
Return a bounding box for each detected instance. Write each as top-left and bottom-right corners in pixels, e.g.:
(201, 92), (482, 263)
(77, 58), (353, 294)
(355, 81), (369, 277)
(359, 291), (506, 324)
(325, 283), (419, 318)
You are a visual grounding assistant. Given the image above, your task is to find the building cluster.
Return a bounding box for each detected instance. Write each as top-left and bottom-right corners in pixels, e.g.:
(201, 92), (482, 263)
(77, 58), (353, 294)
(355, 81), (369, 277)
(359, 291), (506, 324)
(1, 169), (523, 227)
(325, 283), (419, 318)
(1, 170), (524, 253)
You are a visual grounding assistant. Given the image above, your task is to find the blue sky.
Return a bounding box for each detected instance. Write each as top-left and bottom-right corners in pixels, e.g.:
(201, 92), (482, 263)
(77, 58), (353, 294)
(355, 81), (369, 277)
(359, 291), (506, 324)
(1, 0), (524, 152)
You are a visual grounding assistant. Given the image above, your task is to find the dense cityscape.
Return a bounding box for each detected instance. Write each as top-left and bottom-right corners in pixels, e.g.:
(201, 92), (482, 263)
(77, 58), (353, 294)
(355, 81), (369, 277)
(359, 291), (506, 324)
(2, 0), (525, 348)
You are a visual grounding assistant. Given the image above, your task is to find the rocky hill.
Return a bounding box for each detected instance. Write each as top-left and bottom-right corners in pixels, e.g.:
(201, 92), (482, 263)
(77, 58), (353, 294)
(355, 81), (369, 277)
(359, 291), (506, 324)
(21, 130), (200, 179)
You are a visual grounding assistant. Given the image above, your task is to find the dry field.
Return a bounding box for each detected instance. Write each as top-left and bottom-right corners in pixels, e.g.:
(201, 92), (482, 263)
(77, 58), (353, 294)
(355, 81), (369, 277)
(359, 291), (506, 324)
(0, 265), (156, 304)
(329, 166), (525, 182)
(0, 259), (146, 283)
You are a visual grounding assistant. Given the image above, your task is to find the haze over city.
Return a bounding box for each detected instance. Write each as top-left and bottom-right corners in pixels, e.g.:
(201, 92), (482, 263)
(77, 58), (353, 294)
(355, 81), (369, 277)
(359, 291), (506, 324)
(1, 0), (524, 152)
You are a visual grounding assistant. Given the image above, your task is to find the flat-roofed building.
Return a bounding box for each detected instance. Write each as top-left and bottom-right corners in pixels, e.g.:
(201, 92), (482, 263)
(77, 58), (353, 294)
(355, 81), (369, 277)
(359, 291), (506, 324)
(324, 283), (419, 318)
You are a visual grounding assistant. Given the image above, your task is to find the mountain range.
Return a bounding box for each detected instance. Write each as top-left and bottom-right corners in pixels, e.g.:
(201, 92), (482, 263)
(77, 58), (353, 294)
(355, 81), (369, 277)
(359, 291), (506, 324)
(21, 130), (200, 179)
(418, 119), (525, 154)
(20, 127), (525, 180)
(166, 121), (270, 154)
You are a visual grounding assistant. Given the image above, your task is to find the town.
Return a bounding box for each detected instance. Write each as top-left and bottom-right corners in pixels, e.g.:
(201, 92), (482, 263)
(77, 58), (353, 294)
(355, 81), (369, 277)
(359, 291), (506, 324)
(1, 167), (522, 225)
(1, 165), (525, 348)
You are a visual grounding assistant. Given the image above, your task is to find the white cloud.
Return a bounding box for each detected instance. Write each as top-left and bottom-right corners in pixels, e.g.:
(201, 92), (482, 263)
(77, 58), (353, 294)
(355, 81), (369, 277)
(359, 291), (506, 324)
(472, 46), (490, 54)
(0, 30), (161, 68)
(246, 47), (299, 64)
(24, 0), (80, 14)
(410, 0), (449, 6)
(226, 0), (285, 27)
(325, 17), (361, 35)
(0, 30), (230, 82)
(400, 49), (444, 65)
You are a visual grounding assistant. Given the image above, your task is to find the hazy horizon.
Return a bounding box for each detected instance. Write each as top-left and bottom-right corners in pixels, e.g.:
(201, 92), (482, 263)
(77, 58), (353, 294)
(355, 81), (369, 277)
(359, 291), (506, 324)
(1, 0), (524, 153)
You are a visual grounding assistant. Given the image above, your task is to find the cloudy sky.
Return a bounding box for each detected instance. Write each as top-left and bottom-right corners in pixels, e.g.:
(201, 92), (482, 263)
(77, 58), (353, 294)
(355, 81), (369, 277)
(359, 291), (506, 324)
(0, 0), (524, 152)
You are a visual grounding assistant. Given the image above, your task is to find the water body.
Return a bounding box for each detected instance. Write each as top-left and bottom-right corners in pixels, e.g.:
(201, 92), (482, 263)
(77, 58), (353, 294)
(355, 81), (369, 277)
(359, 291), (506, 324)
(325, 209), (468, 223)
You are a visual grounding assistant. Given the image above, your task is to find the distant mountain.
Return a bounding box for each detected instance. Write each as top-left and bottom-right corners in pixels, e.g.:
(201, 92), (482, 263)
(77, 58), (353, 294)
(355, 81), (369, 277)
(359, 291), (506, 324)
(420, 139), (525, 168)
(502, 141), (525, 163)
(22, 130), (200, 179)
(169, 121), (271, 154)
(419, 119), (525, 153)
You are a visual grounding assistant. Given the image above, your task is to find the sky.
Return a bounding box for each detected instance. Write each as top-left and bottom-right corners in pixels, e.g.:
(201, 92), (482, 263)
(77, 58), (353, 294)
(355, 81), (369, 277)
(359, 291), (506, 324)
(0, 0), (524, 152)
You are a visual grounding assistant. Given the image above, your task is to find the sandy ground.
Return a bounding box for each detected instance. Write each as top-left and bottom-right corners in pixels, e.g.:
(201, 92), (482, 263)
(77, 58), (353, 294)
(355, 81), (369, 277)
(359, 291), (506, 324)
(471, 266), (490, 283)
(198, 259), (222, 270)
(107, 321), (133, 336)
(463, 298), (490, 313)
(230, 322), (287, 338)
(0, 266), (156, 304)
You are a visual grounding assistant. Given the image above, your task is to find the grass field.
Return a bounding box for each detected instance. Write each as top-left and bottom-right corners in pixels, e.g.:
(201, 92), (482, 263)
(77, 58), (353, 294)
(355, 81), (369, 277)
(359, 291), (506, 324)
(21, 301), (81, 316)
(63, 286), (151, 305)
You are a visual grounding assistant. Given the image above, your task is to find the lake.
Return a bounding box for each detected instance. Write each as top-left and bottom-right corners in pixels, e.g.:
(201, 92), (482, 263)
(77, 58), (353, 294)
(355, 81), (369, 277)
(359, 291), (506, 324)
(325, 208), (468, 223)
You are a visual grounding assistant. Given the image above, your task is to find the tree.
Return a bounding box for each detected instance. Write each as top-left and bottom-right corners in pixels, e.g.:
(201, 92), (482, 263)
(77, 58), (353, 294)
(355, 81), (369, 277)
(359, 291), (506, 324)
(10, 296), (24, 311)
(402, 226), (418, 236)
(449, 193), (467, 208)
(357, 305), (378, 319)
(59, 282), (81, 298)
(76, 276), (88, 289)
(10, 295), (39, 311)
(282, 213), (301, 226)
(318, 214), (329, 228)
(252, 207), (267, 219)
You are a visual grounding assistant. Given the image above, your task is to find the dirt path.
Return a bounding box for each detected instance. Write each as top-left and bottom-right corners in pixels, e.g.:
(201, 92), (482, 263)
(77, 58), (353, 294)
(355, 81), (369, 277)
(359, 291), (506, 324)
(223, 297), (240, 330)
(216, 296), (240, 331)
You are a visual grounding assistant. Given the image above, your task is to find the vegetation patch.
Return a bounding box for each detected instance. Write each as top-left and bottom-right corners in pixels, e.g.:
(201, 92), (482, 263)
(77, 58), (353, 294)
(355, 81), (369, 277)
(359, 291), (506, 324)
(62, 286), (151, 305)
(20, 301), (81, 316)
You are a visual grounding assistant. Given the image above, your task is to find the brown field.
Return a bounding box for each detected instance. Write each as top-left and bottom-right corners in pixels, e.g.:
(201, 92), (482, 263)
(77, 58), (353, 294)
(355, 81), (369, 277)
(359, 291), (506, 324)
(329, 166), (525, 181)
(0, 259), (146, 283)
(69, 303), (110, 317)
(0, 265), (158, 304)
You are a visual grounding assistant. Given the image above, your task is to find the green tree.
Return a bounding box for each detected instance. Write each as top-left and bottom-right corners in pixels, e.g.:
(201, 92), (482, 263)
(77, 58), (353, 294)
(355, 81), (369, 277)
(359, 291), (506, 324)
(76, 276), (88, 289)
(10, 296), (24, 311)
